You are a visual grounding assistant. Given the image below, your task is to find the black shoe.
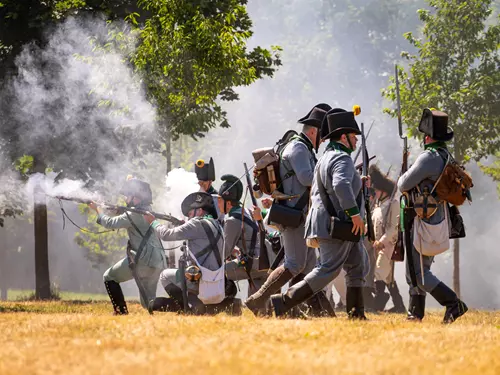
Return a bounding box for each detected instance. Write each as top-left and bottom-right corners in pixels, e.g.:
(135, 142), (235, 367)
(386, 282), (406, 314)
(407, 295), (425, 321)
(346, 287), (368, 320)
(373, 281), (390, 312)
(271, 281), (315, 318)
(148, 297), (182, 314)
(362, 287), (376, 312)
(104, 280), (128, 315)
(245, 265), (293, 317)
(307, 290), (336, 318)
(430, 282), (468, 324)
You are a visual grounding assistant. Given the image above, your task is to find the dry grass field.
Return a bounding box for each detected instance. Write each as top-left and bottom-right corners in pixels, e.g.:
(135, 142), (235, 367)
(0, 301), (499, 375)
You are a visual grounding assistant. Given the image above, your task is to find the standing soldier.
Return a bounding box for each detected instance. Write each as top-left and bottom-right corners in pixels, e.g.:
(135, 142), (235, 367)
(398, 109), (468, 323)
(270, 107), (369, 319)
(147, 191), (239, 315)
(89, 177), (167, 315)
(245, 103), (335, 317)
(369, 165), (406, 313)
(195, 158), (218, 194)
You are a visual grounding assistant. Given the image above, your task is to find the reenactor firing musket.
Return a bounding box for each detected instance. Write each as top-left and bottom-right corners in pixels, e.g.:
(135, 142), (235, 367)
(50, 195), (185, 226)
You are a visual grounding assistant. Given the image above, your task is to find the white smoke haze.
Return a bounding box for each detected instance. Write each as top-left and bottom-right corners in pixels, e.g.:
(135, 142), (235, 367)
(1, 3), (499, 308)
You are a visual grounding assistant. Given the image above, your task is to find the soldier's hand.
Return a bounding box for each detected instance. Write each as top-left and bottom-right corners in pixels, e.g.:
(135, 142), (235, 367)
(88, 201), (99, 213)
(143, 212), (155, 224)
(251, 206), (263, 221)
(261, 198), (273, 209)
(362, 175), (371, 188)
(351, 214), (365, 236)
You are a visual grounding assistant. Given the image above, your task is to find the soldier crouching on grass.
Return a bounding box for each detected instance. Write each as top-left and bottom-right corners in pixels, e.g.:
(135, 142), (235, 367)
(88, 176), (166, 315)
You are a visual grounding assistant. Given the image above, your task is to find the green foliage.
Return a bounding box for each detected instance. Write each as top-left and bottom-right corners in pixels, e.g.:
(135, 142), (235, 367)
(383, 0), (500, 163)
(480, 153), (500, 196)
(13, 155), (34, 177)
(130, 0), (281, 140)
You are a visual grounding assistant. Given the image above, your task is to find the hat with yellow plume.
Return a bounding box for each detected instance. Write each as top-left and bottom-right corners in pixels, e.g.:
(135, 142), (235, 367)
(194, 157), (216, 181)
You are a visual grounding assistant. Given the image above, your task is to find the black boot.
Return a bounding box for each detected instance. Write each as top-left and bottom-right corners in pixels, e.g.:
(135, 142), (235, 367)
(164, 284), (186, 308)
(245, 265), (293, 316)
(373, 281), (390, 312)
(104, 280), (128, 315)
(346, 287), (367, 320)
(148, 297), (182, 314)
(271, 281), (315, 318)
(362, 287), (376, 312)
(307, 290), (336, 317)
(407, 294), (425, 321)
(386, 282), (406, 314)
(430, 282), (468, 324)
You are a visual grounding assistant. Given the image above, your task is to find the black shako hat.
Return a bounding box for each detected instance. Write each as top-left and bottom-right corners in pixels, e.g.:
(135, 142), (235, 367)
(194, 157), (216, 181)
(119, 177), (153, 205)
(219, 174), (243, 202)
(369, 165), (395, 196)
(298, 103), (332, 128)
(321, 108), (361, 140)
(181, 191), (218, 219)
(418, 108), (453, 142)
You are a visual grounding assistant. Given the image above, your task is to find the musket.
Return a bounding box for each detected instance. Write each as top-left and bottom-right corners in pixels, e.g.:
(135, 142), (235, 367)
(355, 155), (376, 171)
(360, 122), (375, 242)
(179, 242), (189, 313)
(353, 120), (375, 164)
(51, 195), (184, 226)
(238, 181), (258, 290)
(393, 63), (418, 288)
(244, 162), (270, 270)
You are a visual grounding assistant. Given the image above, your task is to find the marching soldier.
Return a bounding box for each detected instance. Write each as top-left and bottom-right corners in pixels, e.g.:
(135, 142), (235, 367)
(398, 109), (467, 323)
(89, 176), (167, 315)
(195, 158), (218, 194)
(270, 107), (369, 319)
(147, 191), (239, 315)
(245, 103), (335, 317)
(218, 175), (275, 311)
(369, 165), (406, 313)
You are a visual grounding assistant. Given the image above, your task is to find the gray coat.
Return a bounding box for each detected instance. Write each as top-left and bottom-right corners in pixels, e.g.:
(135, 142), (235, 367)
(305, 143), (362, 240)
(279, 133), (316, 208)
(154, 217), (224, 271)
(97, 209), (167, 270)
(398, 146), (447, 225)
(223, 207), (260, 259)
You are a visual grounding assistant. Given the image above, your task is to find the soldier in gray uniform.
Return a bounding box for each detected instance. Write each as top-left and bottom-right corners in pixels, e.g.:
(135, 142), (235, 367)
(270, 108), (369, 319)
(218, 175), (275, 311)
(147, 191), (239, 315)
(245, 103), (335, 317)
(398, 109), (467, 323)
(89, 177), (167, 315)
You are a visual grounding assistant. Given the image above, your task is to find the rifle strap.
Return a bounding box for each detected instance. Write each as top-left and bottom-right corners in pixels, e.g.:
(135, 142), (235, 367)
(230, 211), (258, 257)
(125, 212), (154, 264)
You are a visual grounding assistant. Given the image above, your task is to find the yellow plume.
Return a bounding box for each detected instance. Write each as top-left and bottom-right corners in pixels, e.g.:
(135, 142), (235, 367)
(196, 159), (205, 168)
(353, 105), (361, 116)
(126, 175), (134, 181)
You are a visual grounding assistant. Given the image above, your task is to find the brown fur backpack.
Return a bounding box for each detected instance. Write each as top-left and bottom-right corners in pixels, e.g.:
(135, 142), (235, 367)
(435, 149), (473, 206)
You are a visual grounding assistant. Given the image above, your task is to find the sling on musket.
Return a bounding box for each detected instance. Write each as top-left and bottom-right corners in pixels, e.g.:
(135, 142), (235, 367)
(353, 120), (375, 164)
(361, 122), (375, 242)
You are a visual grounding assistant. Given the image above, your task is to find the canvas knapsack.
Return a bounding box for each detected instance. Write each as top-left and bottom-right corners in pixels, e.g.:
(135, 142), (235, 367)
(251, 130), (298, 195)
(434, 149), (473, 206)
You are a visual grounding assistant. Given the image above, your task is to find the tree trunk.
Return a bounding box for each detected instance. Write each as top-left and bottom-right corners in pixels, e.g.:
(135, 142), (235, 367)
(164, 128), (176, 268)
(33, 160), (51, 300)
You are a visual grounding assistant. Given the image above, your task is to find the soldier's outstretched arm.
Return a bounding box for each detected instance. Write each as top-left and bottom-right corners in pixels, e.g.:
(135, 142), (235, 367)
(287, 143), (315, 187)
(152, 220), (201, 242)
(96, 212), (133, 229)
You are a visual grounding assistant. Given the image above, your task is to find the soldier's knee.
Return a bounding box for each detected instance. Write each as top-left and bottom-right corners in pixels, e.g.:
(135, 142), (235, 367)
(103, 268), (113, 282)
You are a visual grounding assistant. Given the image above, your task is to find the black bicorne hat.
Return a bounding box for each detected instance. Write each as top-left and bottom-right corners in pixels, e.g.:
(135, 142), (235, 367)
(368, 165), (395, 196)
(219, 174), (243, 202)
(298, 103), (332, 128)
(418, 108), (453, 142)
(181, 191), (218, 219)
(195, 157), (216, 181)
(119, 177), (153, 205)
(321, 108), (361, 140)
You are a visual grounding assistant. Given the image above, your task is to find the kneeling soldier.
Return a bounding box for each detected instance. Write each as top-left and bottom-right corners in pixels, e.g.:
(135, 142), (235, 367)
(147, 191), (239, 315)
